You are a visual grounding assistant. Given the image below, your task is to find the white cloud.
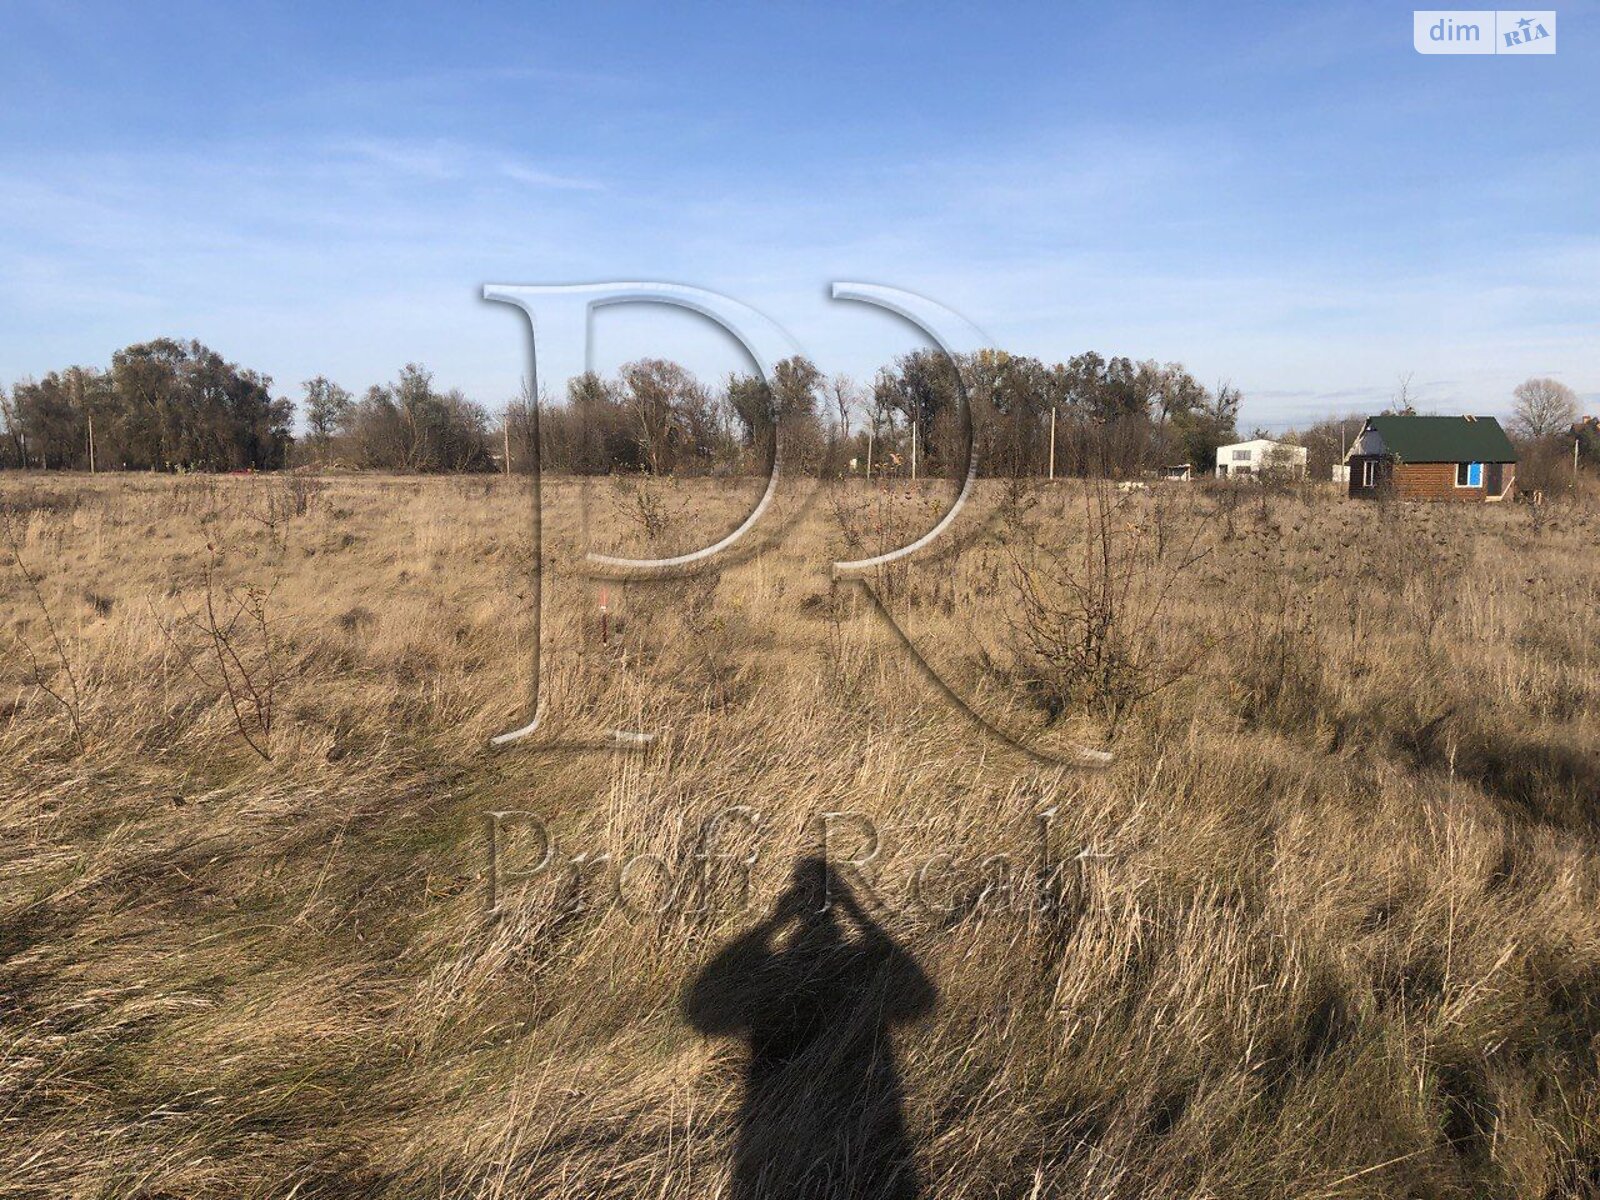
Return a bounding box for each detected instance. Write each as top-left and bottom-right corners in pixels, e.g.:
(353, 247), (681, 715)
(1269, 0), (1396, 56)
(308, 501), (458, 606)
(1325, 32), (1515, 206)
(332, 138), (602, 191)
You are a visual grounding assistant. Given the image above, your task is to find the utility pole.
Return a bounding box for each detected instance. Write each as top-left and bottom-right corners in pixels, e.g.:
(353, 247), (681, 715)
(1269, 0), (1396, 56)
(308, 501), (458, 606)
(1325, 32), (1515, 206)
(1048, 407), (1057, 480)
(911, 417), (918, 482)
(503, 416), (511, 478)
(1577, 435), (1583, 488)
(87, 411), (96, 474)
(865, 420), (874, 482)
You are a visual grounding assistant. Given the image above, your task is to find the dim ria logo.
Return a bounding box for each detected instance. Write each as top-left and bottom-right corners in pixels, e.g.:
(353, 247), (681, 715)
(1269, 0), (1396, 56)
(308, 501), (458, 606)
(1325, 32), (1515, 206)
(1414, 10), (1555, 53)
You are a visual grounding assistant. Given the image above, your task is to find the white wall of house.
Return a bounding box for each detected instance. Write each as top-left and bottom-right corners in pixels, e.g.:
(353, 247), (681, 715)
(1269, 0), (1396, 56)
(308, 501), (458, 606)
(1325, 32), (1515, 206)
(1214, 439), (1309, 478)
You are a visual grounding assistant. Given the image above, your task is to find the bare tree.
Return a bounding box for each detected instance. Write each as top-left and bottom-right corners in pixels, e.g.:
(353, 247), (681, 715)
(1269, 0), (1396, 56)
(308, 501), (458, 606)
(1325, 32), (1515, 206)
(1392, 372), (1417, 415)
(826, 373), (859, 440)
(302, 376), (353, 462)
(0, 386), (21, 468)
(1295, 413), (1366, 481)
(618, 359), (721, 474)
(1510, 377), (1581, 440)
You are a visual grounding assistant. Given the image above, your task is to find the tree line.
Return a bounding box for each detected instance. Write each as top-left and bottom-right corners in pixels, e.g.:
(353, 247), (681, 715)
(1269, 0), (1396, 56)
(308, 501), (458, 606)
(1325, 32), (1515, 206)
(7, 340), (1591, 484)
(0, 339), (293, 471)
(1, 338), (1255, 478)
(496, 349), (1247, 481)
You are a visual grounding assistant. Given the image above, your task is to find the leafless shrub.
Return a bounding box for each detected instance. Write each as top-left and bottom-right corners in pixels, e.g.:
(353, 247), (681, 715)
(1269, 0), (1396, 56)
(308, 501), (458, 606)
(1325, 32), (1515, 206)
(282, 470), (326, 518)
(156, 541), (283, 761)
(1526, 492), (1549, 535)
(823, 484), (930, 605)
(678, 568), (721, 636)
(819, 584), (872, 713)
(826, 486), (870, 556)
(0, 509), (86, 749)
(612, 476), (688, 548)
(995, 473), (1041, 537)
(234, 475), (320, 544)
(171, 474), (223, 517)
(1206, 479), (1243, 540)
(1005, 483), (1211, 735)
(1227, 584), (1324, 733)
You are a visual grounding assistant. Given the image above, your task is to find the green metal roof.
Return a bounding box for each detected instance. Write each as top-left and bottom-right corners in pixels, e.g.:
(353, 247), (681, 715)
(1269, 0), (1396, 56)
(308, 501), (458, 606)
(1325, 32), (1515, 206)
(1364, 415), (1516, 463)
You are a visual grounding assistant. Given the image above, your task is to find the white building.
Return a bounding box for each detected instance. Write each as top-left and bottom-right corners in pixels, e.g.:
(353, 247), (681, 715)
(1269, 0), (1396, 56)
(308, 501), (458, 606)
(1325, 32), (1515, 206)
(1214, 439), (1308, 479)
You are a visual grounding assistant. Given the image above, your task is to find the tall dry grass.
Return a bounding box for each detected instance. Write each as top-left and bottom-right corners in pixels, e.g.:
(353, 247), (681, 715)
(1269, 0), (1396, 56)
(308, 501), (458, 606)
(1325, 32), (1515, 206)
(1, 471), (1598, 1198)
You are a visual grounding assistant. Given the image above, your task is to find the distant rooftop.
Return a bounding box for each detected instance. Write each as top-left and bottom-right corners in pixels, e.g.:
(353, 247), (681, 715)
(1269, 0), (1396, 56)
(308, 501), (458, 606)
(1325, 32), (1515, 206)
(1359, 414), (1516, 463)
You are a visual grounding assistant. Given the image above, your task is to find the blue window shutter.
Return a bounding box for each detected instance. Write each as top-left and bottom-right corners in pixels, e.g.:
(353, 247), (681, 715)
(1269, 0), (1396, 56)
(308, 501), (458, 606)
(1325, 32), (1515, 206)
(1469, 463), (1482, 487)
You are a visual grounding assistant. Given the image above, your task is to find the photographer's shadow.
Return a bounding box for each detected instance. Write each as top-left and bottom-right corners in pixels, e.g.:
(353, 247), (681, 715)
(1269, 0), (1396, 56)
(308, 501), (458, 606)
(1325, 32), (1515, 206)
(684, 857), (938, 1200)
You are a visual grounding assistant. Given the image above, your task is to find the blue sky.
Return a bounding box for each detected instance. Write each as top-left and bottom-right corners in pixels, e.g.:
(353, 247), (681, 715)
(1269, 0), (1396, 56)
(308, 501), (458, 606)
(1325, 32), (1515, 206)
(1, 1), (1595, 429)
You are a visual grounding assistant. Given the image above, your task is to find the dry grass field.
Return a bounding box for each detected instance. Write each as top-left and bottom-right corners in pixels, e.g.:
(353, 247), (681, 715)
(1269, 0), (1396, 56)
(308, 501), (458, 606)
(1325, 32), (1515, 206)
(2, 471), (1600, 1199)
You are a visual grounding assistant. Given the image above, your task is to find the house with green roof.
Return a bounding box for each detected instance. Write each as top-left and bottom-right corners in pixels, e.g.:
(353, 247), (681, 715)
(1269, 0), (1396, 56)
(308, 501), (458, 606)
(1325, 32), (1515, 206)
(1345, 414), (1517, 501)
